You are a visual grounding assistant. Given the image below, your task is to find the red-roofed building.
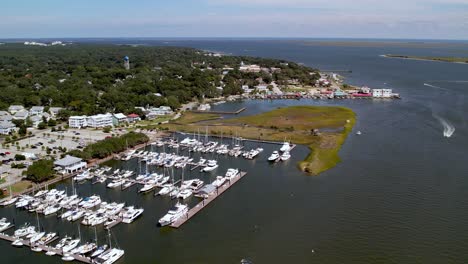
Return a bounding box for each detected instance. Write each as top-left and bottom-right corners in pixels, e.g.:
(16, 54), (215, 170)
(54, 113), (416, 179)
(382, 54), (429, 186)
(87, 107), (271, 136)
(127, 113), (141, 123)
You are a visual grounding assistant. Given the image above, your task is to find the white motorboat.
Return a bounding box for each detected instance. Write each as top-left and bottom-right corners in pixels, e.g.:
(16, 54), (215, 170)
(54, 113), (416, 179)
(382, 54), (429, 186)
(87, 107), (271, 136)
(280, 142), (291, 152)
(91, 213), (108, 226)
(201, 160), (218, 172)
(44, 204), (62, 216)
(158, 202), (188, 227)
(0, 218), (12, 232)
(177, 189), (193, 200)
(30, 231), (46, 244)
(31, 245), (43, 252)
(62, 238), (80, 252)
(12, 239), (24, 247)
(181, 179), (204, 191)
(139, 181), (157, 193)
(73, 242), (97, 255)
(14, 224), (35, 238)
(60, 195), (79, 207)
(0, 197), (18, 206)
(81, 214), (97, 226)
(105, 203), (125, 216)
(169, 187), (180, 199)
(79, 195), (101, 208)
(268, 151), (280, 161)
(61, 209), (75, 219)
(121, 207), (144, 224)
(62, 254), (75, 262)
(280, 151), (291, 161)
(47, 236), (71, 255)
(157, 184), (175, 196)
(94, 248), (124, 264)
(225, 168), (239, 179)
(212, 176), (227, 188)
(68, 210), (85, 221)
(34, 189), (49, 198)
(356, 130), (362, 135)
(37, 232), (57, 245)
(91, 244), (108, 258)
(156, 176), (170, 187)
(107, 179), (125, 189)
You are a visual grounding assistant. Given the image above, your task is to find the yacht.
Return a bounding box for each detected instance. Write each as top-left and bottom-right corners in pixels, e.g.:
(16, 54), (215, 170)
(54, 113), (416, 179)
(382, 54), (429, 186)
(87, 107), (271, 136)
(79, 195), (102, 208)
(225, 168), (239, 179)
(201, 160), (218, 172)
(106, 203), (125, 216)
(212, 176), (227, 188)
(0, 218), (12, 232)
(62, 238), (80, 252)
(280, 142), (291, 152)
(280, 151), (291, 161)
(68, 210), (85, 222)
(30, 231), (46, 244)
(158, 202), (189, 227)
(91, 213), (108, 226)
(37, 232), (57, 245)
(139, 180), (157, 193)
(107, 178), (125, 189)
(74, 242), (97, 255)
(59, 195), (79, 207)
(121, 206), (144, 223)
(14, 224), (35, 238)
(46, 236), (71, 256)
(91, 244), (108, 258)
(268, 151), (280, 161)
(181, 179), (204, 191)
(177, 189), (193, 200)
(44, 204), (62, 216)
(0, 197), (18, 206)
(157, 184), (175, 196)
(94, 248), (125, 264)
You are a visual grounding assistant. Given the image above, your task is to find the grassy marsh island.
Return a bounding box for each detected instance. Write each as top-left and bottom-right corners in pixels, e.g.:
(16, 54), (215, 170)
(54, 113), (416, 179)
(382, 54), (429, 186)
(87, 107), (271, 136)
(384, 54), (468, 64)
(161, 106), (356, 175)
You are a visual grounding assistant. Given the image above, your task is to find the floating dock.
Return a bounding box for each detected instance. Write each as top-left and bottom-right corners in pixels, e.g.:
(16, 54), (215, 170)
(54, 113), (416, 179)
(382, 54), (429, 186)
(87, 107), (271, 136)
(170, 171), (247, 228)
(0, 233), (92, 263)
(189, 107), (246, 115)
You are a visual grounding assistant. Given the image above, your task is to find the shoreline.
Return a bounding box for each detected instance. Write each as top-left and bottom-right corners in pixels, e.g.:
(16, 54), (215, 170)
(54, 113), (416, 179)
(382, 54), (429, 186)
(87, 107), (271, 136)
(381, 54), (468, 64)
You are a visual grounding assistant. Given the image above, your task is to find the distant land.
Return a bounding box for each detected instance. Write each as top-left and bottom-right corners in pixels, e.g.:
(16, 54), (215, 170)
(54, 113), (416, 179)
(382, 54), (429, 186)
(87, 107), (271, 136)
(383, 54), (468, 64)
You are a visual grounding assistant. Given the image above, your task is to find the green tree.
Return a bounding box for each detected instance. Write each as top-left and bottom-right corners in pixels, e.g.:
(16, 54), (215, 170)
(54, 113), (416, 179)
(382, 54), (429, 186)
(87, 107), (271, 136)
(25, 159), (55, 183)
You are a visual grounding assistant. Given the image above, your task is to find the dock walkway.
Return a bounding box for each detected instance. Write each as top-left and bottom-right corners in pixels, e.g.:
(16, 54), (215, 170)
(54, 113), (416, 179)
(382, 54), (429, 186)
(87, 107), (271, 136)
(170, 171), (247, 228)
(0, 232), (92, 263)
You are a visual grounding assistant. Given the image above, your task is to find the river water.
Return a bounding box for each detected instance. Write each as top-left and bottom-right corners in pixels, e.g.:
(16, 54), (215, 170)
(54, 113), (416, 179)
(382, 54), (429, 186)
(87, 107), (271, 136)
(1, 39), (468, 263)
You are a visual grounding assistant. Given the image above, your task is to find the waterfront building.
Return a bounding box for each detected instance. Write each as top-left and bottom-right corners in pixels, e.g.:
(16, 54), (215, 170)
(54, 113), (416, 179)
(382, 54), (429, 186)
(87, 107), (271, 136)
(239, 64), (261, 73)
(0, 121), (17, 135)
(197, 104), (211, 111)
(87, 113), (114, 128)
(113, 113), (127, 125)
(127, 113), (141, 123)
(54, 155), (87, 174)
(372, 89), (393, 98)
(69, 115), (88, 128)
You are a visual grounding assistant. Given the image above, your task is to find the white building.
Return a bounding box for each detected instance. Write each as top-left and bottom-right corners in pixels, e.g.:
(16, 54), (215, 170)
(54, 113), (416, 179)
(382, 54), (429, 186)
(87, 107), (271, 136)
(197, 104), (211, 111)
(113, 113), (127, 125)
(372, 89), (393, 98)
(13, 110), (29, 120)
(239, 64), (261, 73)
(54, 155), (87, 174)
(0, 121), (16, 135)
(87, 113), (113, 128)
(30, 106), (44, 116)
(8, 105), (25, 114)
(69, 116), (88, 128)
(49, 107), (63, 118)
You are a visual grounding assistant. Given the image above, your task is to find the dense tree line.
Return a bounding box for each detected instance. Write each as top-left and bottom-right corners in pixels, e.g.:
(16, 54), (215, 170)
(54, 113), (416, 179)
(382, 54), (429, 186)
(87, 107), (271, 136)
(24, 159), (55, 183)
(0, 44), (319, 114)
(68, 132), (149, 160)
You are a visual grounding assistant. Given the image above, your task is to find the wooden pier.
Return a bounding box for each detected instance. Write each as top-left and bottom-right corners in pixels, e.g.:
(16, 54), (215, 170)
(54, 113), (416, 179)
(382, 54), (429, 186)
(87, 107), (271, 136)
(189, 107), (246, 115)
(170, 171), (247, 228)
(0, 232), (92, 263)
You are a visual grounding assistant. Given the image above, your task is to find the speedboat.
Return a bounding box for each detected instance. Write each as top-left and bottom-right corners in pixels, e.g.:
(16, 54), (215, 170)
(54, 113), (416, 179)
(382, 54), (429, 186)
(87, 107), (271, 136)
(157, 184), (175, 196)
(280, 151), (291, 161)
(91, 244), (108, 258)
(280, 142), (291, 152)
(107, 178), (125, 189)
(268, 151), (280, 161)
(201, 160), (218, 172)
(121, 206), (144, 224)
(30, 231), (46, 244)
(94, 248), (124, 264)
(14, 224), (35, 238)
(225, 168), (239, 179)
(212, 176), (227, 187)
(62, 238), (80, 252)
(158, 202), (188, 227)
(0, 218), (12, 232)
(43, 204), (62, 216)
(177, 189), (193, 200)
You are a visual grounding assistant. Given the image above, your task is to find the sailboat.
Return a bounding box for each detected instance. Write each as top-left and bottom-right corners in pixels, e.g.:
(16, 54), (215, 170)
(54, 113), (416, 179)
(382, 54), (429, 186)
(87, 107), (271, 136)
(91, 227), (108, 258)
(94, 229), (124, 264)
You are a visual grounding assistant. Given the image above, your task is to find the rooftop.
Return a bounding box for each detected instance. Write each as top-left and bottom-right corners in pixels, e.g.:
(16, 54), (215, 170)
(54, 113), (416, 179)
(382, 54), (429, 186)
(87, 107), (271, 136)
(54, 155), (83, 167)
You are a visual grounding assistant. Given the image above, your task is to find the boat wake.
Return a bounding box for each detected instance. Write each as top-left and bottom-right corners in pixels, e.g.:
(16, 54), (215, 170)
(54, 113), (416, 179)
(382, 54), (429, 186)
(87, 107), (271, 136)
(432, 114), (455, 138)
(423, 83), (446, 90)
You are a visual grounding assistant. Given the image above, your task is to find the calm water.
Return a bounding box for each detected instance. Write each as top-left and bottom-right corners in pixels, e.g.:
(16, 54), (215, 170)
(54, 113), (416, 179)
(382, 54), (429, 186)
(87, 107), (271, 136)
(1, 39), (468, 263)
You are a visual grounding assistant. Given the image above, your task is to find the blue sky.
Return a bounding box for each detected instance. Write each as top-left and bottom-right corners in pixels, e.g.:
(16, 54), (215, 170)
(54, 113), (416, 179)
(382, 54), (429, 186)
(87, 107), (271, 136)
(2, 0), (468, 39)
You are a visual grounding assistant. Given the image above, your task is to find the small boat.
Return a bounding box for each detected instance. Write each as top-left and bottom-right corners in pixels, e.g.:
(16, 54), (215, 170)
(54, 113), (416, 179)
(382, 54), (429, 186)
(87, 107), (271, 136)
(356, 131), (362, 135)
(0, 218), (12, 232)
(62, 254), (75, 262)
(158, 202), (189, 227)
(225, 168), (239, 180)
(30, 231), (46, 244)
(91, 244), (108, 258)
(37, 232), (57, 245)
(107, 179), (125, 189)
(212, 176), (227, 188)
(34, 189), (49, 198)
(0, 197), (18, 206)
(177, 189), (193, 200)
(201, 160), (218, 172)
(12, 239), (24, 247)
(157, 184), (175, 196)
(268, 151), (280, 161)
(94, 248), (124, 264)
(121, 207), (144, 224)
(31, 246), (43, 252)
(14, 224), (35, 238)
(280, 151), (291, 161)
(280, 142), (291, 152)
(62, 238), (80, 252)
